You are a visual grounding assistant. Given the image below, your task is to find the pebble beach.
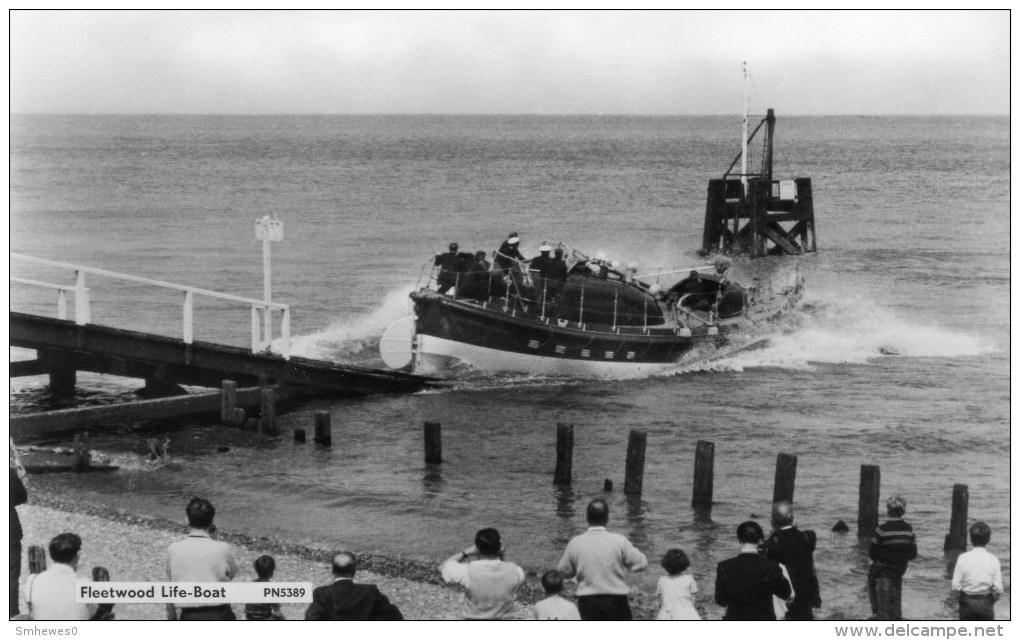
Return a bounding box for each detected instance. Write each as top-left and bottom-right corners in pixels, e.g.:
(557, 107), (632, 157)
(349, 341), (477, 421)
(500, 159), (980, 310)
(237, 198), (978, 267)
(14, 492), (660, 621)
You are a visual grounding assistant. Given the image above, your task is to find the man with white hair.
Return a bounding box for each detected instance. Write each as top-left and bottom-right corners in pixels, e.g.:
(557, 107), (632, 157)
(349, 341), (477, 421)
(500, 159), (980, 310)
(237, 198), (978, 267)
(763, 501), (821, 620)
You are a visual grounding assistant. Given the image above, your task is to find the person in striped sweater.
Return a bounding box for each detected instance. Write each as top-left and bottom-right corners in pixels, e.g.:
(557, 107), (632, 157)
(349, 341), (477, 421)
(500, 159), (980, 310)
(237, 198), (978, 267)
(867, 496), (918, 620)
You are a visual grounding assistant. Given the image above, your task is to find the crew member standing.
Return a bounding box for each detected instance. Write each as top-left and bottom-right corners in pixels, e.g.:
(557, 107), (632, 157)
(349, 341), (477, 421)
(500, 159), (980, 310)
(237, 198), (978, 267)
(434, 242), (470, 295)
(494, 232), (526, 275)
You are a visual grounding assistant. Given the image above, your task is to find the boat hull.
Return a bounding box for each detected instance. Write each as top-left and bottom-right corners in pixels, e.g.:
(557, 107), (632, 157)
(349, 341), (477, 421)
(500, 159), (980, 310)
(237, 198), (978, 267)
(410, 292), (706, 378)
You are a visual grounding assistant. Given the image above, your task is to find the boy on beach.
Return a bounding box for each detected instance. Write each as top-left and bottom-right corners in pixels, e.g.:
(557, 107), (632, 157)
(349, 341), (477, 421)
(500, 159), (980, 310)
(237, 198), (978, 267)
(951, 522), (1003, 620)
(245, 555), (285, 620)
(867, 496), (917, 621)
(534, 570), (581, 620)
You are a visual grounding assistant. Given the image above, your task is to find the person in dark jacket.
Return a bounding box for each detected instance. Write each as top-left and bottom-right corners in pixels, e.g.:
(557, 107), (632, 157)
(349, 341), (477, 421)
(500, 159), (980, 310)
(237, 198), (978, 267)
(715, 521), (792, 620)
(868, 496), (917, 620)
(10, 467), (27, 618)
(458, 251), (492, 301)
(493, 232), (526, 275)
(305, 551), (403, 621)
(763, 501), (821, 620)
(544, 248), (569, 313)
(433, 242), (471, 295)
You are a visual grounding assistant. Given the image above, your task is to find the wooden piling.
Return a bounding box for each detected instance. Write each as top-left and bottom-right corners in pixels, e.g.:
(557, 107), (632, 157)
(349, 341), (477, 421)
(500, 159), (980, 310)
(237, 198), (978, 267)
(294, 428), (306, 443)
(424, 421), (442, 464)
(72, 431), (91, 472)
(944, 483), (969, 552)
(221, 380), (237, 423)
(232, 408), (246, 426)
(260, 387), (277, 435)
(28, 546), (46, 574)
(692, 440), (715, 509)
(773, 453), (798, 504)
(603, 479), (613, 492)
(314, 411), (332, 446)
(624, 430), (647, 496)
(858, 464), (881, 537)
(553, 422), (574, 486)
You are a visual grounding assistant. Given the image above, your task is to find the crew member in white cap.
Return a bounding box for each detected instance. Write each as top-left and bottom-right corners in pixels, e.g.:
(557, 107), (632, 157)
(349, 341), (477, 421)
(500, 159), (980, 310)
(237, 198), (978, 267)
(494, 232), (526, 276)
(528, 244), (555, 307)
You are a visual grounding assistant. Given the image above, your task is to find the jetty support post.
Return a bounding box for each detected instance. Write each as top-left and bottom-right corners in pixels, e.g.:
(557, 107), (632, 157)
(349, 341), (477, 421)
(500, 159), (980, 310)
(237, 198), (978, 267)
(553, 422), (574, 486)
(314, 411), (331, 446)
(624, 430), (647, 496)
(221, 380), (237, 424)
(294, 427), (306, 443)
(773, 453), (797, 504)
(692, 440), (715, 509)
(28, 546), (47, 574)
(259, 387), (277, 435)
(858, 464), (881, 537)
(72, 431), (91, 472)
(944, 484), (969, 552)
(424, 421), (442, 465)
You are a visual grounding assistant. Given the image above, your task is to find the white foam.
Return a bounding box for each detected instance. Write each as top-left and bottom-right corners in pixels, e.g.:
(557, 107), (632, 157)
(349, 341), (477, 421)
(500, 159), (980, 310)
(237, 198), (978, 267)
(683, 289), (993, 373)
(275, 285), (416, 360)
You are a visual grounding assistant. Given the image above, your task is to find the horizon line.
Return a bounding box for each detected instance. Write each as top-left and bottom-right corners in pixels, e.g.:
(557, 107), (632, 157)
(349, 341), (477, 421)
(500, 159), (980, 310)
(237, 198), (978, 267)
(10, 111), (1009, 118)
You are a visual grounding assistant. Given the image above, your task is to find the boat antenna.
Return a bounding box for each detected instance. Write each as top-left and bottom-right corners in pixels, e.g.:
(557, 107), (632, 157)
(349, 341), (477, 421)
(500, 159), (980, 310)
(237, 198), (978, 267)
(741, 61), (749, 195)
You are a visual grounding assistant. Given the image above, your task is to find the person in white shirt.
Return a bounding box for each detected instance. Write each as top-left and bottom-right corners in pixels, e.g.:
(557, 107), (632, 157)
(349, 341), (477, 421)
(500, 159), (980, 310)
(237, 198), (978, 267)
(166, 497), (239, 620)
(25, 533), (96, 621)
(534, 570), (581, 620)
(557, 499), (648, 620)
(440, 528), (525, 620)
(951, 522), (1003, 620)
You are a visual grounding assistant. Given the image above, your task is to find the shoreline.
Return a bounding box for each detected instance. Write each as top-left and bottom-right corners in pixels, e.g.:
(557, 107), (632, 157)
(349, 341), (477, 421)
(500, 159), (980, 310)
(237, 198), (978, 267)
(16, 490), (661, 620)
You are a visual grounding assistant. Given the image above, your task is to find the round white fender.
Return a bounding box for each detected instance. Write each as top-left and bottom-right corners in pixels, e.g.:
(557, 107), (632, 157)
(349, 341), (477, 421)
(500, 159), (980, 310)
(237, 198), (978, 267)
(379, 316), (416, 370)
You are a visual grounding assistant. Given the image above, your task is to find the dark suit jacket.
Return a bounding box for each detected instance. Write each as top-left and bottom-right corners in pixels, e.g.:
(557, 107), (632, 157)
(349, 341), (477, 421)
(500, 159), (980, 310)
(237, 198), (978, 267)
(763, 526), (821, 610)
(304, 579), (403, 621)
(715, 552), (792, 620)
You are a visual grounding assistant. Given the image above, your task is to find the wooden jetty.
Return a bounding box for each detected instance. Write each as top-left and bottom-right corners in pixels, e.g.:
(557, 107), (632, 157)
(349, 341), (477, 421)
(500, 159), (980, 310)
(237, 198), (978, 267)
(10, 254), (433, 436)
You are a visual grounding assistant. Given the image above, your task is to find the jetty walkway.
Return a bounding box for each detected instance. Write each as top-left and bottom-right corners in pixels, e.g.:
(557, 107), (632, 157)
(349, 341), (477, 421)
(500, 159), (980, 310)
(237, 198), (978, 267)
(10, 254), (432, 435)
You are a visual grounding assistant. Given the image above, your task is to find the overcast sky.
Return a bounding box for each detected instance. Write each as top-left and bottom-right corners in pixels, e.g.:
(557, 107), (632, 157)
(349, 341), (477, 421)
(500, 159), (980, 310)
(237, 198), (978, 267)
(9, 10), (1011, 115)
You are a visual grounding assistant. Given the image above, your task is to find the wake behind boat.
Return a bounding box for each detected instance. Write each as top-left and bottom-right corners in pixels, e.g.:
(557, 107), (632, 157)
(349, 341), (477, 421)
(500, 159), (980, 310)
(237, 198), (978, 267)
(381, 68), (816, 378)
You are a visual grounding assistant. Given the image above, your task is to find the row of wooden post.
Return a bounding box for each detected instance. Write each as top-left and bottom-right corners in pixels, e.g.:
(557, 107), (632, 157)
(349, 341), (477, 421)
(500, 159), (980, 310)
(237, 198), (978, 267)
(425, 421), (971, 547)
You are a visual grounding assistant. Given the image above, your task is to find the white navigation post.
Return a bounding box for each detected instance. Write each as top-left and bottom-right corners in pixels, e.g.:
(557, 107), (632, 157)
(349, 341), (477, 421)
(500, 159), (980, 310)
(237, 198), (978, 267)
(741, 61), (750, 196)
(255, 214), (284, 350)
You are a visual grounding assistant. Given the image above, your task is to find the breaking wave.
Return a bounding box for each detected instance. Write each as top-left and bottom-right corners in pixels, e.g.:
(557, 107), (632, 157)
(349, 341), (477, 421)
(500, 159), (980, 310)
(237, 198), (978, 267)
(277, 285), (415, 361)
(679, 289), (993, 373)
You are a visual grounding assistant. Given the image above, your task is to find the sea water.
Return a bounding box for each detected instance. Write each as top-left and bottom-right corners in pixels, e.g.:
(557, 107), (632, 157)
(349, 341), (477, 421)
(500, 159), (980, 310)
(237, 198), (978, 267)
(9, 114), (1009, 619)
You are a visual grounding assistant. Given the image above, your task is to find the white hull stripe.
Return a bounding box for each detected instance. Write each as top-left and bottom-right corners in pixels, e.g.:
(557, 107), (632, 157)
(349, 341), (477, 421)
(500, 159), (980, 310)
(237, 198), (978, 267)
(416, 334), (678, 379)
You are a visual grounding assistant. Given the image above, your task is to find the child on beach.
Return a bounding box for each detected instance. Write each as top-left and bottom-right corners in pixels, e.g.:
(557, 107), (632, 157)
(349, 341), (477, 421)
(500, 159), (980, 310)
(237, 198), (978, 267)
(244, 555), (285, 620)
(656, 548), (700, 620)
(533, 570), (581, 620)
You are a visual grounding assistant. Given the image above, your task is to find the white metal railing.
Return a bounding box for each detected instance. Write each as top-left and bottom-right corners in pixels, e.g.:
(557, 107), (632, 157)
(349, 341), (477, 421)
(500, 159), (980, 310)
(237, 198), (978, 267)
(10, 253), (291, 359)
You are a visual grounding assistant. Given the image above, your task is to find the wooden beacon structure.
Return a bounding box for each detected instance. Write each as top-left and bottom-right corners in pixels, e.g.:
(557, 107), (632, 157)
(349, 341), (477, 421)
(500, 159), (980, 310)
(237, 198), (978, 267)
(700, 108), (817, 258)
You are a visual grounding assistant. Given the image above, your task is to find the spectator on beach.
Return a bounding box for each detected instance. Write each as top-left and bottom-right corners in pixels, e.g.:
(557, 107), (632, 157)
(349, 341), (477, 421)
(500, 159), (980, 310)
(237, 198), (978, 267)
(24, 533), (96, 620)
(762, 501), (821, 620)
(656, 548), (700, 620)
(167, 497), (239, 620)
(10, 466), (27, 619)
(557, 499), (648, 620)
(441, 528), (525, 620)
(867, 495), (917, 621)
(305, 551), (403, 620)
(951, 522), (1003, 621)
(533, 570), (581, 620)
(714, 521), (792, 620)
(245, 555), (285, 620)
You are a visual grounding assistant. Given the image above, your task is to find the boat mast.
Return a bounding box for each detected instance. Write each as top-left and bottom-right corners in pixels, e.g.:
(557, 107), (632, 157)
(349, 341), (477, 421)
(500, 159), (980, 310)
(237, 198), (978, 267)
(740, 61), (749, 195)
